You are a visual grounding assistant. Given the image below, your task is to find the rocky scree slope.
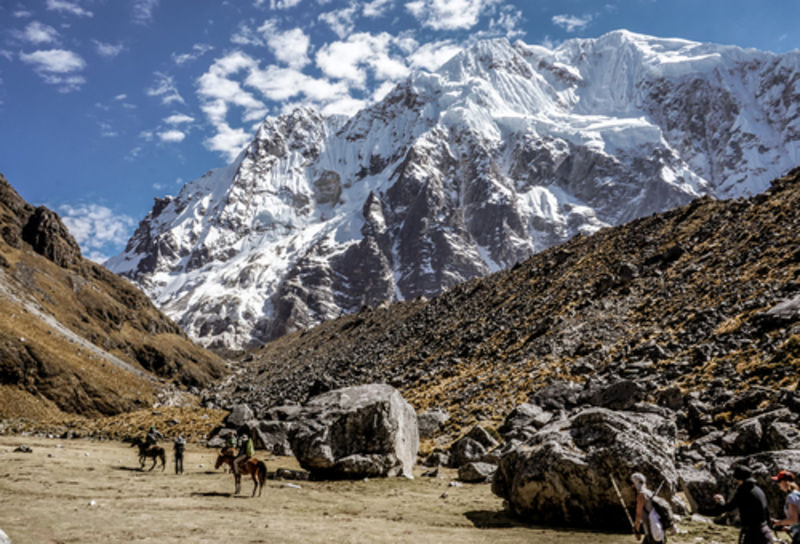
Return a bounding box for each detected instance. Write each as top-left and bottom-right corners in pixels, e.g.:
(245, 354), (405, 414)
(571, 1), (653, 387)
(0, 174), (227, 419)
(109, 31), (800, 351)
(207, 168), (800, 437)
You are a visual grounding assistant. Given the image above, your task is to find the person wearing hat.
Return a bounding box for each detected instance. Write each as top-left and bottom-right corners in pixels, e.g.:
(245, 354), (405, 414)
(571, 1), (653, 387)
(630, 472), (666, 543)
(713, 465), (775, 543)
(771, 470), (800, 543)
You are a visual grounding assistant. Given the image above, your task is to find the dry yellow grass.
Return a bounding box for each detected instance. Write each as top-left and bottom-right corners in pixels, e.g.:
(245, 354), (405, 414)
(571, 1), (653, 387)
(0, 436), (738, 544)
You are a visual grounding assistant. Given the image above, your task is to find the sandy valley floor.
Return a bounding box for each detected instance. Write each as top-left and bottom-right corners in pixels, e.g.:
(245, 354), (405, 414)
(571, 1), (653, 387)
(0, 435), (738, 543)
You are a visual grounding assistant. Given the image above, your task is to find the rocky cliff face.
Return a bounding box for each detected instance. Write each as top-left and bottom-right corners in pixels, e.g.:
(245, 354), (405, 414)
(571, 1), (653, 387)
(0, 174), (227, 419)
(108, 30), (800, 351)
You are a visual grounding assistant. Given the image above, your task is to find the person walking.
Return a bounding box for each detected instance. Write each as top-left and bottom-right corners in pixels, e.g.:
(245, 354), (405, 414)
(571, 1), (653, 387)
(631, 472), (666, 543)
(173, 435), (186, 474)
(771, 470), (800, 543)
(713, 465), (775, 543)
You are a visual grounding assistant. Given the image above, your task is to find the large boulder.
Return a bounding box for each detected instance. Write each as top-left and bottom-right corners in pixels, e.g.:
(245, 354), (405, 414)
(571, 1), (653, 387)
(0, 528), (10, 544)
(492, 407), (678, 529)
(289, 384), (419, 479)
(417, 408), (449, 438)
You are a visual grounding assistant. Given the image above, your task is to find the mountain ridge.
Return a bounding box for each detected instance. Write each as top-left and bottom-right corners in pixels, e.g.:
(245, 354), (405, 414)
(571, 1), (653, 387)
(0, 173), (227, 419)
(108, 30), (800, 351)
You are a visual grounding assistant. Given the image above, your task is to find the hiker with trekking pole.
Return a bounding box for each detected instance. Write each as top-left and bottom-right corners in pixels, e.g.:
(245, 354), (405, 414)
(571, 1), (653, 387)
(612, 473), (672, 543)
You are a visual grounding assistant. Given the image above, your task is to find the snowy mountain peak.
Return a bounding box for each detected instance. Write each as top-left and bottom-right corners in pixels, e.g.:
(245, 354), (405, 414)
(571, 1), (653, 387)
(109, 31), (800, 351)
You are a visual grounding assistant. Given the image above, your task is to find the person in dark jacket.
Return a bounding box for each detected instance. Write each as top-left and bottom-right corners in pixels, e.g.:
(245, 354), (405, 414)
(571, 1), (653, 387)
(714, 465), (775, 544)
(173, 435), (186, 474)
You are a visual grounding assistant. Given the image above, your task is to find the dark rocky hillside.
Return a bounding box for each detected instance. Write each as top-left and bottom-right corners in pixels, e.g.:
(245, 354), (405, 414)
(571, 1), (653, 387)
(0, 173), (227, 419)
(209, 168), (800, 436)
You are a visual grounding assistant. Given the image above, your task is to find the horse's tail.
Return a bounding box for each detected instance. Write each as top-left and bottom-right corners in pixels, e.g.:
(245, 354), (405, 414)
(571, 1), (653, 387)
(257, 460), (268, 486)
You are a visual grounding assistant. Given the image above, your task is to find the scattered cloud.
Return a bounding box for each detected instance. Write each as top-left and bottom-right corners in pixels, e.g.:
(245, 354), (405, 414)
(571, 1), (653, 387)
(405, 0), (500, 30)
(98, 121), (118, 137)
(164, 113), (195, 125)
(0, 50), (13, 61)
(20, 21), (60, 45)
(318, 3), (358, 39)
(231, 23), (265, 47)
(552, 13), (593, 33)
(258, 20), (311, 69)
(408, 40), (462, 71)
(172, 43), (214, 65)
(158, 129), (186, 143)
(132, 0), (159, 25)
(315, 32), (408, 87)
(363, 0), (394, 18)
(59, 203), (136, 263)
(114, 93), (128, 101)
(93, 40), (125, 59)
(146, 72), (184, 105)
(269, 0), (303, 8)
(45, 0), (93, 17)
(13, 10), (33, 18)
(19, 49), (87, 92)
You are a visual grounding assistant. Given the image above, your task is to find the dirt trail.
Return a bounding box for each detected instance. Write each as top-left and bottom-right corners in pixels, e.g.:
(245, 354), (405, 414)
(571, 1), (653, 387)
(0, 436), (736, 543)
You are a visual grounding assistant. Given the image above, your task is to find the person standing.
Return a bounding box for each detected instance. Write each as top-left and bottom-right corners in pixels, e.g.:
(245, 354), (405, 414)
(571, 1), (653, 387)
(173, 435), (186, 474)
(631, 472), (666, 543)
(713, 465), (775, 544)
(771, 470), (800, 543)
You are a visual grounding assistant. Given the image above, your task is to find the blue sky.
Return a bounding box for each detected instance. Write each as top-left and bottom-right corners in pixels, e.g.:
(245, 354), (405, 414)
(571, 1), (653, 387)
(1, 0), (798, 262)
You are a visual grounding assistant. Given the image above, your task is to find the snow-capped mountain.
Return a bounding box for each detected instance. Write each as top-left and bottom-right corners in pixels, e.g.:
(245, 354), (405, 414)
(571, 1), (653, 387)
(107, 30), (800, 351)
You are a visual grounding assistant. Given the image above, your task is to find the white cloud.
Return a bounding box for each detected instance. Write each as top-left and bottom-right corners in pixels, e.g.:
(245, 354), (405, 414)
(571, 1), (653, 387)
(0, 50), (13, 61)
(158, 129), (186, 142)
(405, 0), (499, 30)
(59, 203), (136, 263)
(93, 40), (124, 59)
(19, 49), (87, 92)
(21, 21), (60, 44)
(164, 113), (194, 125)
(363, 0), (394, 17)
(408, 40), (462, 71)
(257, 20), (311, 69)
(146, 72), (184, 105)
(231, 23), (265, 47)
(14, 10), (33, 18)
(318, 3), (358, 38)
(98, 121), (118, 137)
(315, 32), (409, 87)
(45, 0), (93, 18)
(270, 0), (303, 8)
(132, 0), (159, 24)
(172, 43), (214, 65)
(552, 13), (593, 32)
(114, 93), (127, 101)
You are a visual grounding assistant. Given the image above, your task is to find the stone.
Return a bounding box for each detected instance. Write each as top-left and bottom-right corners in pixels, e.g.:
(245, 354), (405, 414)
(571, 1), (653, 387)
(273, 468), (310, 481)
(678, 466), (720, 514)
(458, 462), (497, 483)
(448, 437), (487, 468)
(417, 409), (449, 438)
(492, 408), (679, 530)
(247, 420), (295, 456)
(720, 418), (763, 455)
(422, 451), (449, 467)
(588, 380), (645, 410)
(498, 403), (553, 439)
(13, 445), (32, 453)
(466, 425), (499, 450)
(225, 404), (255, 429)
(764, 421), (800, 450)
(289, 384), (418, 478)
(0, 528), (9, 544)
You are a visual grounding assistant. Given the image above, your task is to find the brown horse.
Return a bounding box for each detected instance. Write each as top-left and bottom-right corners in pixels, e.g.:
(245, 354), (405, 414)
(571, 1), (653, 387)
(215, 447), (267, 497)
(131, 437), (166, 471)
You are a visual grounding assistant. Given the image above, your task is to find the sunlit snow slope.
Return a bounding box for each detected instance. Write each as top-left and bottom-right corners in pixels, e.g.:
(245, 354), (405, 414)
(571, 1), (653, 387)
(108, 31), (800, 350)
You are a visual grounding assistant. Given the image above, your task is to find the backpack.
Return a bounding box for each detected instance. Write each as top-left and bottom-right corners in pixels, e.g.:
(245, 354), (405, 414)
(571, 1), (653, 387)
(648, 495), (674, 531)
